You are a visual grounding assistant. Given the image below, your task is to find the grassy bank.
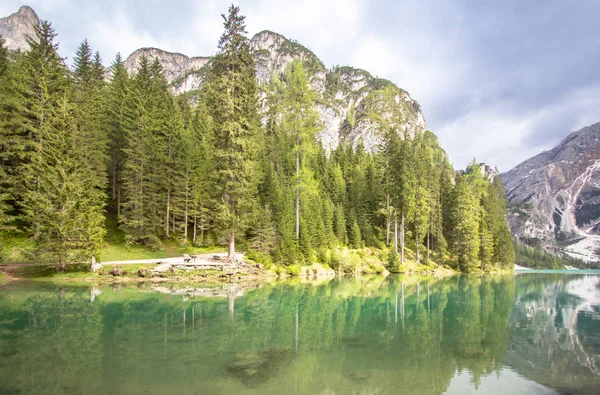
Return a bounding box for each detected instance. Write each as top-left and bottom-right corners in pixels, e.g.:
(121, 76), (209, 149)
(0, 242), (459, 285)
(0, 230), (225, 264)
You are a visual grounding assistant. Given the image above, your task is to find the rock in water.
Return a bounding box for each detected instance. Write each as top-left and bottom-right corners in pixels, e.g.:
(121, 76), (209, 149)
(501, 122), (600, 262)
(226, 348), (292, 385)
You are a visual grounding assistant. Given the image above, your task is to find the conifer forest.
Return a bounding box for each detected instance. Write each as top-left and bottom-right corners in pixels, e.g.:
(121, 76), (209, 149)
(0, 6), (514, 272)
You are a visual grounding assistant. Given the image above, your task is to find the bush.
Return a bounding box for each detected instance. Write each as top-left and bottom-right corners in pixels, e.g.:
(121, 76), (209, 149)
(286, 264), (301, 276)
(246, 249), (273, 268)
(388, 250), (400, 273)
(317, 248), (331, 267)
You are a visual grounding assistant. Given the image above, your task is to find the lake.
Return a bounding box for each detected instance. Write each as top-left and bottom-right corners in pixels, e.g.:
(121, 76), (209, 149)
(0, 273), (598, 394)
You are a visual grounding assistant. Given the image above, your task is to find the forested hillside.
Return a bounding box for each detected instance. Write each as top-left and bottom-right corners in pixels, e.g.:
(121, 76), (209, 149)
(0, 6), (514, 272)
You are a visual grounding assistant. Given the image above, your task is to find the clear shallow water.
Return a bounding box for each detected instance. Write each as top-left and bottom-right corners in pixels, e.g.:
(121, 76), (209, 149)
(0, 273), (598, 395)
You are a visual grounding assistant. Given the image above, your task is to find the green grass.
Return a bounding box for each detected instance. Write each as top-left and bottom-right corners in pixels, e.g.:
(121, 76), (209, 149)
(0, 215), (226, 264)
(1, 232), (36, 263)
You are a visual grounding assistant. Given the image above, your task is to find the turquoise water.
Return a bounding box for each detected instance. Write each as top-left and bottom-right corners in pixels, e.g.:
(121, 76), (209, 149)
(0, 273), (598, 394)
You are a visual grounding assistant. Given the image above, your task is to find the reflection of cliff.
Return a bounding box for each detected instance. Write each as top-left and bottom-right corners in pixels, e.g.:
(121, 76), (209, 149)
(507, 274), (600, 394)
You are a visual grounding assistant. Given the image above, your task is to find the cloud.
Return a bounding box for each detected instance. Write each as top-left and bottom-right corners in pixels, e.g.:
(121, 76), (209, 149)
(2, 0), (599, 172)
(439, 83), (600, 172)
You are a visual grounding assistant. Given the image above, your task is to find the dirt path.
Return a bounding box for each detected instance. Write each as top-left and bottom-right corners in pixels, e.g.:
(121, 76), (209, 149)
(101, 252), (244, 266)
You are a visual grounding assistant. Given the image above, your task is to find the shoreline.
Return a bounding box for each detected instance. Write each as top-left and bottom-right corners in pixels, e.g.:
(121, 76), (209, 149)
(0, 262), (514, 287)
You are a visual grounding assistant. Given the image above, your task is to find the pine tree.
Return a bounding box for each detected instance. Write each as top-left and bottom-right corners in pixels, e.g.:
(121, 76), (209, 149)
(71, 40), (108, 255)
(120, 56), (164, 247)
(413, 132), (432, 263)
(0, 35), (15, 230)
(105, 53), (129, 219)
(205, 5), (260, 261)
(282, 60), (319, 243)
(398, 131), (416, 262)
(453, 175), (480, 272)
(189, 96), (214, 245)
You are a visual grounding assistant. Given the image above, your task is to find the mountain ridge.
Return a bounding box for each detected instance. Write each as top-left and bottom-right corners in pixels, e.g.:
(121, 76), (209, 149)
(501, 121), (600, 262)
(0, 5), (427, 154)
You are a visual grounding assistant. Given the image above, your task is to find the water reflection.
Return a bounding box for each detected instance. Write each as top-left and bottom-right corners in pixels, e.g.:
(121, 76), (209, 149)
(0, 274), (597, 394)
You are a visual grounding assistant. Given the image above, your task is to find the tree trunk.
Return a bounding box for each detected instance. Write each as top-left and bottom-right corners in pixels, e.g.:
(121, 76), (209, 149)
(227, 230), (235, 261)
(295, 134), (300, 242)
(393, 213), (398, 254)
(193, 213), (197, 244)
(117, 185), (121, 221)
(386, 194), (390, 246)
(427, 228), (430, 262)
(111, 172), (116, 200)
(183, 196), (188, 241)
(416, 232), (420, 263)
(400, 212), (405, 263)
(164, 190), (170, 238)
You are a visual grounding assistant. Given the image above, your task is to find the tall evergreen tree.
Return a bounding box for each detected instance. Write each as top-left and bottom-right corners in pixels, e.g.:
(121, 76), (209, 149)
(205, 5), (260, 261)
(105, 53), (129, 219)
(453, 175), (480, 272)
(398, 131), (416, 263)
(120, 56), (165, 247)
(282, 60), (319, 243)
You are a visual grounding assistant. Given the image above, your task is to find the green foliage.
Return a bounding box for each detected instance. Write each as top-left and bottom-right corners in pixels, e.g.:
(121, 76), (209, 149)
(388, 249), (400, 272)
(205, 5), (260, 258)
(0, 8), (515, 273)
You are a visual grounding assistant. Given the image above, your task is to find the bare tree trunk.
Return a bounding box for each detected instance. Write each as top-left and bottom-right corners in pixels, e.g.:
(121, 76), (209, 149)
(393, 213), (398, 254)
(184, 196), (188, 241)
(427, 227), (430, 262)
(117, 186), (121, 221)
(386, 194), (390, 246)
(295, 135), (300, 242)
(416, 232), (420, 263)
(172, 212), (175, 236)
(400, 212), (405, 263)
(193, 213), (197, 244)
(111, 173), (116, 200)
(165, 190), (170, 238)
(227, 230), (235, 261)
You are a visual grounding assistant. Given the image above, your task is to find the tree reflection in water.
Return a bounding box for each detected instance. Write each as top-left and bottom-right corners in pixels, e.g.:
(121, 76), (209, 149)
(0, 274), (597, 394)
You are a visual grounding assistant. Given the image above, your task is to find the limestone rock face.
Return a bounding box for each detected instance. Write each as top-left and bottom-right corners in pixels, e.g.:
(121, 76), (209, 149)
(122, 30), (427, 153)
(501, 122), (600, 261)
(123, 48), (211, 96)
(0, 5), (428, 153)
(0, 6), (39, 51)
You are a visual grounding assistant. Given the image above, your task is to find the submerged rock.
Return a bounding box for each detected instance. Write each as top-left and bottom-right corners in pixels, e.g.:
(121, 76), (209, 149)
(226, 348), (292, 385)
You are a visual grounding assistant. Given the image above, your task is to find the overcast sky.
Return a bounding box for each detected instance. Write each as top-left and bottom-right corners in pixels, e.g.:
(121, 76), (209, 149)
(2, 0), (599, 172)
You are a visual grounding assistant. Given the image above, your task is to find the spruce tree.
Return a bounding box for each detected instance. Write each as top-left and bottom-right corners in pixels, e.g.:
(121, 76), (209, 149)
(0, 36), (15, 230)
(282, 60), (319, 244)
(413, 132), (432, 262)
(453, 175), (480, 272)
(205, 6), (260, 261)
(398, 131), (416, 262)
(105, 53), (129, 219)
(120, 56), (164, 247)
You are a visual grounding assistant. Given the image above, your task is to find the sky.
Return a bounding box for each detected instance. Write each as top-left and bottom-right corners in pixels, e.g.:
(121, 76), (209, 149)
(1, 0), (599, 172)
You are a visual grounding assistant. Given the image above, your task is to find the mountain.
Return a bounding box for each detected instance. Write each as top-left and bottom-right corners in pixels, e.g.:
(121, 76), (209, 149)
(123, 30), (427, 153)
(0, 5), (427, 154)
(501, 122), (600, 262)
(0, 5), (38, 51)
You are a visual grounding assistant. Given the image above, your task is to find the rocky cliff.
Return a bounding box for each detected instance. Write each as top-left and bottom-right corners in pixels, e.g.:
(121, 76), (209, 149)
(502, 122), (600, 262)
(0, 5), (38, 51)
(0, 5), (427, 153)
(123, 30), (427, 153)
